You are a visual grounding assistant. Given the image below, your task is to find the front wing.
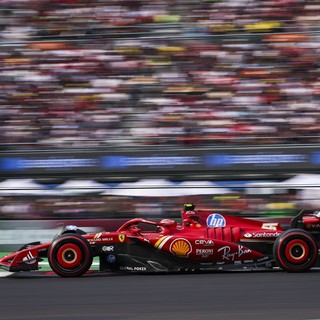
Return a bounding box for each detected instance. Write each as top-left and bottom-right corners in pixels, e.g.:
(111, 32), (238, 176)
(0, 243), (50, 272)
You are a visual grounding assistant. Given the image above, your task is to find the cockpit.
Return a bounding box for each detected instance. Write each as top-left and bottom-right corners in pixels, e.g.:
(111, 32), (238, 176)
(180, 203), (206, 229)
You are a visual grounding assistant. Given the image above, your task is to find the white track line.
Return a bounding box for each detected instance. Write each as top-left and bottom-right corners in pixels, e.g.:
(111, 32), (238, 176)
(0, 272), (13, 277)
(0, 261), (100, 277)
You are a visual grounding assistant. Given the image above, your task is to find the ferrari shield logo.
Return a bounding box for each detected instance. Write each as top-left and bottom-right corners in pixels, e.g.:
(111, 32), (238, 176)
(119, 234), (125, 242)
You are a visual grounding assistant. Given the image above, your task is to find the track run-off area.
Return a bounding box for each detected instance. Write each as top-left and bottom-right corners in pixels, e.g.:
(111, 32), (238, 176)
(1, 269), (320, 320)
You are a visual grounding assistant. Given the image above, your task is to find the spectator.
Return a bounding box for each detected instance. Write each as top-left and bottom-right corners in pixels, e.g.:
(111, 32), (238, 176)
(0, 0), (319, 149)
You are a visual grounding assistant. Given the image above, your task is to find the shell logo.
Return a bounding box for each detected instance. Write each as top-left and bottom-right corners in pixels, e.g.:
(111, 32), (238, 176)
(170, 238), (192, 257)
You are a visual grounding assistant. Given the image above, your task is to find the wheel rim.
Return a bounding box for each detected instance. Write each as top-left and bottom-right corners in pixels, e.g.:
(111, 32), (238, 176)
(284, 239), (310, 264)
(56, 243), (83, 269)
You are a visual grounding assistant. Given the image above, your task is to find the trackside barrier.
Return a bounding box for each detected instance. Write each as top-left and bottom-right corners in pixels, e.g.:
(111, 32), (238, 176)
(0, 219), (128, 251)
(1, 145), (320, 177)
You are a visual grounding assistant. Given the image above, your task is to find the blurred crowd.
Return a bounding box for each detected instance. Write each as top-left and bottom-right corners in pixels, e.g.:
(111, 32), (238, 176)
(1, 0), (320, 150)
(0, 191), (301, 220)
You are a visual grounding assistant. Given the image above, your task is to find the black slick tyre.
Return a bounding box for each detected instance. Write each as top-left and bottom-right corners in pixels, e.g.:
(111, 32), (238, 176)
(273, 229), (318, 272)
(48, 234), (93, 277)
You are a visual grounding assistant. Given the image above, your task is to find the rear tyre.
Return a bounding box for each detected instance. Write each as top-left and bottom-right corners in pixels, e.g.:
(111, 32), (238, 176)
(48, 234), (93, 277)
(273, 229), (318, 272)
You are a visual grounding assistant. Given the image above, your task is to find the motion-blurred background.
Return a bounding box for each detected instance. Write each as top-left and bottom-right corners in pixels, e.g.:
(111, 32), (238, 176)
(0, 0), (320, 231)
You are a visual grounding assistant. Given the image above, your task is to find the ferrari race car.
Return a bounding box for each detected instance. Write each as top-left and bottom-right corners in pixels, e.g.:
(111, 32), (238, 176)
(1, 204), (320, 277)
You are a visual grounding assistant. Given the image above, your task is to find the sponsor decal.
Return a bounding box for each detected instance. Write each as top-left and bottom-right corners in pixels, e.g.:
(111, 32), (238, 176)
(244, 260), (254, 264)
(118, 234), (125, 242)
(170, 238), (192, 257)
(200, 262), (214, 266)
(66, 225), (78, 231)
(196, 249), (214, 254)
(244, 232), (281, 239)
(90, 233), (104, 243)
(102, 246), (114, 252)
(205, 153), (306, 167)
(195, 239), (214, 246)
(196, 248), (214, 257)
(102, 156), (201, 169)
(257, 256), (269, 262)
(119, 266), (147, 271)
(185, 210), (196, 215)
(102, 237), (114, 242)
(262, 223), (278, 231)
(154, 236), (173, 249)
(107, 255), (116, 263)
(22, 251), (36, 265)
(307, 224), (320, 229)
(2, 157), (98, 171)
(206, 214), (226, 228)
(217, 245), (251, 261)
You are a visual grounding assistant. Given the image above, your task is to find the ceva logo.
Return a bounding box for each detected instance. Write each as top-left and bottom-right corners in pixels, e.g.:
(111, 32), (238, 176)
(206, 214), (226, 228)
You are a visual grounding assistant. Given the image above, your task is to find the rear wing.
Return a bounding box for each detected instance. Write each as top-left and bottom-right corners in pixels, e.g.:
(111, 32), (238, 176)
(290, 210), (320, 229)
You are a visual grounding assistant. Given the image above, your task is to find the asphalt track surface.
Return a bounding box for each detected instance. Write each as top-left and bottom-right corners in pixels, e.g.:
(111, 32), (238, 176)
(1, 270), (320, 320)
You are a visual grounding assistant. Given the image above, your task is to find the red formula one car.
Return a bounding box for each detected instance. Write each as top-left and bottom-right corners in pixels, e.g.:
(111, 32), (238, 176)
(0, 204), (320, 277)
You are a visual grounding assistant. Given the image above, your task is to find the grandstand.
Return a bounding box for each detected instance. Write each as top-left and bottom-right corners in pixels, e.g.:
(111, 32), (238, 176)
(0, 0), (319, 220)
(0, 0), (319, 150)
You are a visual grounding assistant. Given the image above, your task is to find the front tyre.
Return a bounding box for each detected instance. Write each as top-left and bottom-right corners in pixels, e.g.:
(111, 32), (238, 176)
(48, 234), (93, 277)
(273, 229), (318, 272)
